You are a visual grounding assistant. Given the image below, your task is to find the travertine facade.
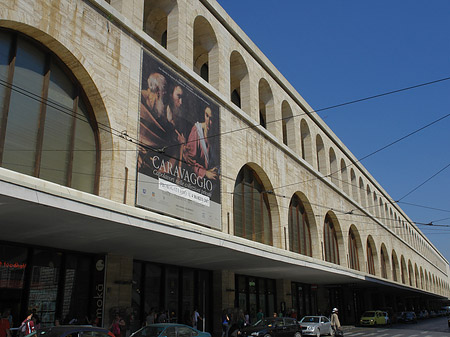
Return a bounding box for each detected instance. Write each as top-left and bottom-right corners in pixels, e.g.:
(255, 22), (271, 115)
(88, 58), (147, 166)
(0, 0), (449, 333)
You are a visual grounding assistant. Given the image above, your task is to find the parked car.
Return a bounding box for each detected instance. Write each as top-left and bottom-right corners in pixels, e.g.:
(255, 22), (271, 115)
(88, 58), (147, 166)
(299, 316), (332, 336)
(237, 317), (302, 337)
(398, 311), (417, 323)
(417, 310), (429, 319)
(359, 310), (388, 326)
(130, 324), (211, 337)
(448, 316), (450, 327)
(30, 325), (115, 337)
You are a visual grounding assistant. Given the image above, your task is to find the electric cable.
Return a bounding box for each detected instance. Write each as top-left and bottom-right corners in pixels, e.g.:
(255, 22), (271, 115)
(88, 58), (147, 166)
(395, 162), (450, 202)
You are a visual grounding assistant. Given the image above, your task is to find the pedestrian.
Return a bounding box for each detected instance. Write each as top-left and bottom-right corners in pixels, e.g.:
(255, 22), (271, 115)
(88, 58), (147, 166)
(256, 308), (264, 322)
(109, 313), (125, 337)
(0, 311), (11, 337)
(330, 308), (342, 336)
(19, 314), (35, 337)
(192, 308), (202, 330)
(221, 311), (230, 337)
(145, 309), (155, 326)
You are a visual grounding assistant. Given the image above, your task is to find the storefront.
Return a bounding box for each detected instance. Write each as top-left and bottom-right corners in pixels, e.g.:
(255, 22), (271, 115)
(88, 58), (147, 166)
(131, 261), (213, 332)
(235, 274), (277, 322)
(0, 242), (103, 329)
(291, 282), (317, 318)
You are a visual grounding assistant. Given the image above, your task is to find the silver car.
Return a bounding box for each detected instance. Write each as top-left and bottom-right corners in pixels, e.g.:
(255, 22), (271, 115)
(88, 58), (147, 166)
(300, 316), (333, 337)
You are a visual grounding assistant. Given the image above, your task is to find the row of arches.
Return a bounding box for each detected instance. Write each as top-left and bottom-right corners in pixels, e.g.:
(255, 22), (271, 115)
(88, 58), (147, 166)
(139, 0), (444, 270)
(233, 164), (450, 297)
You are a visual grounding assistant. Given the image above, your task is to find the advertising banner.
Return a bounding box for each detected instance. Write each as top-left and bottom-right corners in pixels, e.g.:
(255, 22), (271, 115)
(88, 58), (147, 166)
(136, 49), (221, 229)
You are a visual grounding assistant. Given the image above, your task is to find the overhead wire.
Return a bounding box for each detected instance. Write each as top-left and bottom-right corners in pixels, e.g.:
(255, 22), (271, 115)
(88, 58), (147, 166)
(1, 76), (450, 235)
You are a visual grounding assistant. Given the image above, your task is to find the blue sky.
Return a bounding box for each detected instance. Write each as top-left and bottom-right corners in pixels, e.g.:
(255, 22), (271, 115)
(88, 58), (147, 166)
(216, 1), (450, 263)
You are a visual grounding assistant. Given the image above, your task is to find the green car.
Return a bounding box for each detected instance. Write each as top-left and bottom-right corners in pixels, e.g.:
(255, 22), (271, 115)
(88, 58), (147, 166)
(359, 310), (388, 326)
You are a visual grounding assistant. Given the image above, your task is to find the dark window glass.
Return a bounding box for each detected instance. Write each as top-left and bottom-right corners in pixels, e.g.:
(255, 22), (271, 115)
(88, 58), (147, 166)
(200, 63), (208, 82)
(144, 263), (162, 315)
(367, 241), (375, 275)
(3, 38), (45, 175)
(61, 254), (92, 326)
(348, 230), (359, 270)
(132, 262), (142, 327)
(161, 31), (167, 49)
(233, 166), (272, 245)
(0, 30), (98, 194)
(0, 244), (27, 325)
(231, 89), (241, 108)
(288, 195), (311, 257)
(323, 215), (339, 265)
(29, 250), (61, 328)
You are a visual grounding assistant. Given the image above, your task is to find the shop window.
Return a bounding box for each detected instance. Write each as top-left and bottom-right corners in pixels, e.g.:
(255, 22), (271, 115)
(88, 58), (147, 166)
(28, 250), (61, 327)
(0, 30), (99, 194)
(0, 244), (27, 323)
(233, 165), (273, 245)
(61, 254), (92, 326)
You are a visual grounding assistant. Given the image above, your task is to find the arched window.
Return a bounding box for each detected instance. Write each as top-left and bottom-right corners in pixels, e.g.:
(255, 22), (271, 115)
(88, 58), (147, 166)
(233, 165), (272, 245)
(329, 148), (338, 186)
(408, 261), (414, 286)
(0, 30), (99, 194)
(350, 169), (358, 202)
(281, 101), (293, 146)
(359, 178), (366, 207)
(392, 253), (398, 282)
(300, 119), (312, 164)
(258, 79), (273, 130)
(143, 0), (177, 53)
(193, 16), (218, 88)
(230, 51), (249, 112)
(340, 159), (349, 195)
(316, 135), (326, 174)
(323, 214), (339, 264)
(288, 194), (311, 256)
(400, 257), (407, 284)
(380, 247), (388, 279)
(366, 239), (375, 275)
(348, 228), (360, 271)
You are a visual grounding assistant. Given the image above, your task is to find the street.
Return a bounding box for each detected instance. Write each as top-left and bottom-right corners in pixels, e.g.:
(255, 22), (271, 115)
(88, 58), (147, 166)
(342, 316), (450, 337)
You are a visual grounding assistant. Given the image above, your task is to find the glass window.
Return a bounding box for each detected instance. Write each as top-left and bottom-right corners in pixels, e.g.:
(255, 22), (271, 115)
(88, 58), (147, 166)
(233, 166), (272, 245)
(81, 332), (111, 337)
(144, 263), (162, 315)
(323, 215), (339, 265)
(367, 241), (375, 275)
(28, 249), (61, 328)
(348, 230), (359, 270)
(0, 30), (98, 194)
(0, 244), (27, 325)
(288, 195), (311, 257)
(61, 254), (92, 327)
(40, 59), (74, 185)
(177, 326), (195, 337)
(162, 327), (176, 337)
(3, 38), (45, 175)
(0, 31), (11, 126)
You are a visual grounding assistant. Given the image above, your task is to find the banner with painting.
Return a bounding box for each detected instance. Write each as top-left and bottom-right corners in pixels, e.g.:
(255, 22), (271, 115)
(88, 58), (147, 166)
(136, 49), (221, 229)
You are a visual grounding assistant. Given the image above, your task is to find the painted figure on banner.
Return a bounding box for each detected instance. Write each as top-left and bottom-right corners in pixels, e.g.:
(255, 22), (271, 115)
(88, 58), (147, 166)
(184, 106), (219, 181)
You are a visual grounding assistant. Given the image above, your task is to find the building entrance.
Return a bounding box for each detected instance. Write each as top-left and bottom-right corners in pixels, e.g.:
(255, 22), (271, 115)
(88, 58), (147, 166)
(132, 261), (213, 332)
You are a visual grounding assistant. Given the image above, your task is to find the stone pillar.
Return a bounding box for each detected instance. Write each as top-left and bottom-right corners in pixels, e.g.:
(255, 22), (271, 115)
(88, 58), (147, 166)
(213, 270), (235, 337)
(276, 279), (292, 316)
(104, 254), (133, 327)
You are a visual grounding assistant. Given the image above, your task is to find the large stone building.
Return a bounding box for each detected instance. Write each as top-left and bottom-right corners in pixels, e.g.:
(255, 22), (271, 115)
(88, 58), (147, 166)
(0, 0), (449, 335)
